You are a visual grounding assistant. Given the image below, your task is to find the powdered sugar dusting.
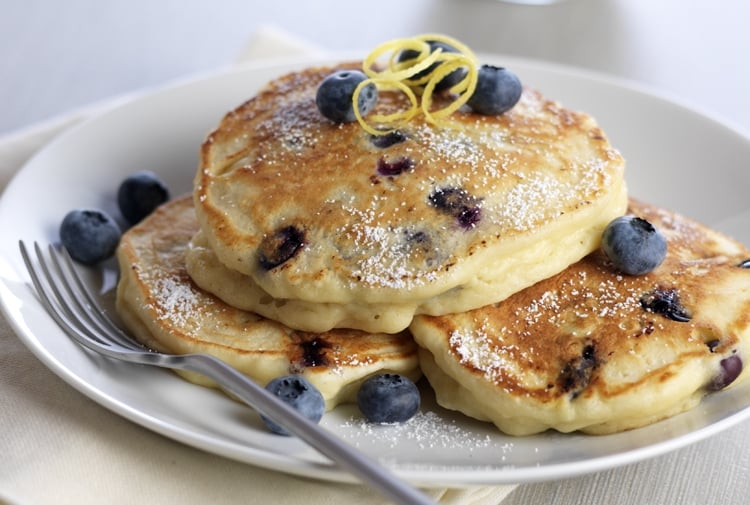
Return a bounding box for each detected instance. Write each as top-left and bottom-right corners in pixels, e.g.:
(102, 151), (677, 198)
(450, 326), (525, 385)
(338, 411), (497, 452)
(260, 98), (322, 155)
(338, 199), (442, 290)
(490, 158), (609, 232)
(444, 259), (663, 387)
(329, 353), (375, 376)
(414, 125), (491, 171)
(138, 265), (203, 335)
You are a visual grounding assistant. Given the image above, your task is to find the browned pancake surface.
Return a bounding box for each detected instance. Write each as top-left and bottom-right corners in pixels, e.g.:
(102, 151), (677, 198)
(411, 200), (750, 434)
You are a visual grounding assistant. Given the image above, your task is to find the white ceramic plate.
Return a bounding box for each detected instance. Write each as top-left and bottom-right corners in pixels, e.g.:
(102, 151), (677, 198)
(2, 56), (750, 487)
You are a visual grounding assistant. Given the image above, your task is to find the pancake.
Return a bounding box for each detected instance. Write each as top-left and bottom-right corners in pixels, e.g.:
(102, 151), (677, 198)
(192, 63), (628, 332)
(410, 200), (750, 435)
(186, 229), (416, 333)
(115, 195), (420, 409)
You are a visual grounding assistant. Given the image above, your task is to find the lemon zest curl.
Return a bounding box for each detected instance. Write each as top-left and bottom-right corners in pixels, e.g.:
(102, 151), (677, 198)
(354, 34), (479, 135)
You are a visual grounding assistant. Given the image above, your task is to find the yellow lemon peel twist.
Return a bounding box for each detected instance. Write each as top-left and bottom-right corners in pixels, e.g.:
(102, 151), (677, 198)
(353, 79), (419, 136)
(355, 34), (479, 135)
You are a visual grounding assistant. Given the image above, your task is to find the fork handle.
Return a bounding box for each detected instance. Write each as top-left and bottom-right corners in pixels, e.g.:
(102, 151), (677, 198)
(168, 352), (436, 505)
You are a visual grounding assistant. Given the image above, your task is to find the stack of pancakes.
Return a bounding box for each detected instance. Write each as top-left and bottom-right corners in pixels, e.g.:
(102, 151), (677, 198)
(116, 63), (750, 435)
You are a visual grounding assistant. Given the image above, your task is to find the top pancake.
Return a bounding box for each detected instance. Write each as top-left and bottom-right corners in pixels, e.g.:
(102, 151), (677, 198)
(194, 63), (627, 318)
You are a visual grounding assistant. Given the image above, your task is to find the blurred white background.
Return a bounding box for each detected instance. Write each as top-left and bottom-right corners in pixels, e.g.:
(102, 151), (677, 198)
(1, 0), (749, 136)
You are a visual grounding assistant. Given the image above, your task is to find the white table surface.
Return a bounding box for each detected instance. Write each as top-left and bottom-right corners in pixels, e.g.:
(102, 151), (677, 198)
(2, 0), (750, 503)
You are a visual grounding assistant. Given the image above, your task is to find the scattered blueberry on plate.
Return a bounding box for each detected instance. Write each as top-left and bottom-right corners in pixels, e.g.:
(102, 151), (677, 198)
(261, 375), (326, 436)
(357, 373), (420, 424)
(117, 170), (170, 225)
(59, 209), (121, 265)
(601, 215), (667, 275)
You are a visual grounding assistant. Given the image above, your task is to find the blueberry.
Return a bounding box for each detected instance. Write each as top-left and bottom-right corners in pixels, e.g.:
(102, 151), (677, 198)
(376, 156), (414, 176)
(467, 65), (522, 116)
(640, 287), (691, 322)
(370, 130), (408, 149)
(558, 344), (597, 399)
(404, 230), (430, 245)
(117, 171), (170, 225)
(59, 209), (121, 265)
(397, 41), (467, 91)
(708, 355), (743, 391)
(428, 186), (477, 213)
(427, 186), (483, 229)
(316, 70), (378, 123)
(261, 375), (326, 436)
(456, 207), (482, 229)
(601, 215), (667, 275)
(357, 373), (420, 424)
(258, 225), (305, 270)
(300, 337), (331, 367)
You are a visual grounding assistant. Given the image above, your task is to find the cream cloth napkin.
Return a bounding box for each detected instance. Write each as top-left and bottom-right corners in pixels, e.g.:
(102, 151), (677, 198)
(0, 26), (517, 505)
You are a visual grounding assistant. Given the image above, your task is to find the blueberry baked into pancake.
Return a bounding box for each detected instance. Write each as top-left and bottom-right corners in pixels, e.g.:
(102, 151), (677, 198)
(190, 35), (627, 333)
(410, 200), (750, 435)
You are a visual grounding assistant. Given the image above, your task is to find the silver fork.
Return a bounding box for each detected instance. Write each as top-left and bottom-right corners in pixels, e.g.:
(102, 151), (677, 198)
(19, 241), (436, 505)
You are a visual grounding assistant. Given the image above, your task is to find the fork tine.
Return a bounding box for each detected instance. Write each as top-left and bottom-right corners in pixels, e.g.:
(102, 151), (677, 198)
(20, 241), (113, 354)
(22, 241), (139, 354)
(47, 244), (145, 351)
(34, 242), (117, 348)
(30, 242), (101, 337)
